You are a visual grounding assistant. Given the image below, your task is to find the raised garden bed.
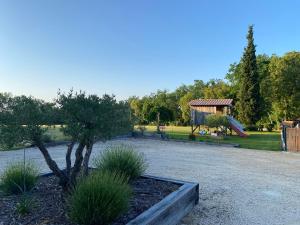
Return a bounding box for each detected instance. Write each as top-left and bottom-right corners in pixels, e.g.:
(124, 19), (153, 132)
(0, 173), (198, 225)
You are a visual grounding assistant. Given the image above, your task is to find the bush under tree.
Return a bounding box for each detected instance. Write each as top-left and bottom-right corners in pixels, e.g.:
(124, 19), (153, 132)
(204, 114), (230, 134)
(68, 171), (131, 225)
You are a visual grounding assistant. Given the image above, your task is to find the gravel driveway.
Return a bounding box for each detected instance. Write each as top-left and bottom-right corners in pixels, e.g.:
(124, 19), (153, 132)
(1, 138), (300, 225)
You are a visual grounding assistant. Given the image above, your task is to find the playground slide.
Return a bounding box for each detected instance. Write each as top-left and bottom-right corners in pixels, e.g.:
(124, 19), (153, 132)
(227, 116), (248, 137)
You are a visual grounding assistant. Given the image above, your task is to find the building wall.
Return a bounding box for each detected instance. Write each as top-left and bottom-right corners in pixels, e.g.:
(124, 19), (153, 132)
(191, 106), (216, 114)
(191, 105), (230, 115)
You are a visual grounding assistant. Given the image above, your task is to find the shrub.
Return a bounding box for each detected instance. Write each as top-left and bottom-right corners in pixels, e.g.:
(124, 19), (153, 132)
(93, 144), (147, 181)
(68, 171), (131, 225)
(257, 124), (264, 132)
(245, 125), (258, 131)
(0, 161), (39, 194)
(188, 133), (196, 141)
(266, 123), (275, 132)
(16, 195), (36, 216)
(204, 114), (229, 131)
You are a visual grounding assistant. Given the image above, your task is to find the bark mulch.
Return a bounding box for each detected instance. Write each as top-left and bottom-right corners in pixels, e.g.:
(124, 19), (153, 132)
(0, 175), (180, 225)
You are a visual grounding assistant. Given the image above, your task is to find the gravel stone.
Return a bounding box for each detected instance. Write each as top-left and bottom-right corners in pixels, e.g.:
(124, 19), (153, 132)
(1, 138), (300, 225)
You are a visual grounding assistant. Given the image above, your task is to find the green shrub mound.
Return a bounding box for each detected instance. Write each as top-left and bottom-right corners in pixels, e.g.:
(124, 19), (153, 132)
(188, 133), (196, 141)
(94, 144), (147, 181)
(68, 171), (131, 225)
(245, 125), (258, 131)
(204, 114), (230, 130)
(0, 161), (39, 194)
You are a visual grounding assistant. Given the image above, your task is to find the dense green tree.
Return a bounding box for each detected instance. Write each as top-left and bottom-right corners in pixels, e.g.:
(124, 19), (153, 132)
(226, 54), (272, 120)
(174, 84), (190, 99)
(269, 52), (300, 120)
(155, 90), (178, 121)
(128, 96), (145, 124)
(236, 25), (261, 126)
(147, 106), (174, 132)
(256, 54), (272, 120)
(179, 92), (194, 124)
(140, 95), (154, 120)
(225, 62), (242, 101)
(203, 79), (232, 99)
(189, 80), (205, 98)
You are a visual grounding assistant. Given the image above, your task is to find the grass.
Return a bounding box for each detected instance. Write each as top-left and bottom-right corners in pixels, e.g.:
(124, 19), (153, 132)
(93, 144), (147, 181)
(1, 124), (281, 152)
(138, 125), (281, 151)
(16, 195), (36, 216)
(68, 171), (131, 225)
(0, 161), (39, 194)
(44, 125), (70, 142)
(0, 126), (69, 151)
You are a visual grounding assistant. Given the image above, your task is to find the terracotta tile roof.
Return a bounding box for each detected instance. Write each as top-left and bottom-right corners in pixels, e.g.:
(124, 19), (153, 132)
(189, 99), (233, 106)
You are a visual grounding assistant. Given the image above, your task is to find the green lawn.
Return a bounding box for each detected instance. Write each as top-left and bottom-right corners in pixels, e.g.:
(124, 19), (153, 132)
(1, 125), (281, 152)
(138, 125), (281, 151)
(45, 126), (71, 142)
(0, 126), (69, 151)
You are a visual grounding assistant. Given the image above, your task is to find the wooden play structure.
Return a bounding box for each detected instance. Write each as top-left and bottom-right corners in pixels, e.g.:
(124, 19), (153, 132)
(189, 99), (247, 137)
(190, 99), (233, 116)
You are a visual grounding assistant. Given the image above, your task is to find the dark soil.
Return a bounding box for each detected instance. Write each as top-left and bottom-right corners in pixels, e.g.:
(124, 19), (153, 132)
(0, 175), (180, 225)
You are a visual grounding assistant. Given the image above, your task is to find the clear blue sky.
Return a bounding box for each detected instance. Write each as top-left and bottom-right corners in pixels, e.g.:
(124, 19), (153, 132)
(0, 0), (299, 101)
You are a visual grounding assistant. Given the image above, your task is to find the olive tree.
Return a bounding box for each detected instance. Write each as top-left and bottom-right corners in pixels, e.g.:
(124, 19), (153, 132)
(0, 91), (132, 190)
(204, 114), (230, 134)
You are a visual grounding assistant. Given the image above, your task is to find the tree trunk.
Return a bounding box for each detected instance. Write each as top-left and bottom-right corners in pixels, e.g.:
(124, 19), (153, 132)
(82, 140), (94, 176)
(66, 141), (75, 178)
(69, 142), (85, 186)
(35, 140), (68, 186)
(156, 112), (160, 133)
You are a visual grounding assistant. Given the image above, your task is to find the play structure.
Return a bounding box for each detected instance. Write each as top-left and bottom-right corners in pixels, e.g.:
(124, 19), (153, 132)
(227, 116), (247, 137)
(189, 99), (247, 137)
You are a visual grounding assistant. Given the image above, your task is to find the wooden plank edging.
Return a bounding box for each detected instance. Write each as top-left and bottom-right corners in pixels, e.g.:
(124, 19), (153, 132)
(39, 172), (199, 225)
(127, 175), (199, 225)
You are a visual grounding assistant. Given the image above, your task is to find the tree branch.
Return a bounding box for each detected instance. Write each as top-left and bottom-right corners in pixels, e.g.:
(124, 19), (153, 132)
(69, 142), (85, 185)
(66, 141), (75, 178)
(82, 139), (94, 176)
(35, 140), (68, 186)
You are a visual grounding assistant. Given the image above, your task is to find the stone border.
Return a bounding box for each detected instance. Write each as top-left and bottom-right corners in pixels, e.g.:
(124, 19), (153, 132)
(40, 172), (199, 225)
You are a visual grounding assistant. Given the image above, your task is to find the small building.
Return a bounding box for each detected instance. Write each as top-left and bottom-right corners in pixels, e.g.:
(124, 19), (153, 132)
(189, 98), (249, 137)
(189, 99), (233, 126)
(189, 99), (233, 115)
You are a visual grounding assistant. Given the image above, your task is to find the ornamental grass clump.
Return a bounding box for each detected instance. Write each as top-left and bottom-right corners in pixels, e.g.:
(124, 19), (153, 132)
(0, 161), (38, 195)
(15, 195), (36, 216)
(68, 171), (131, 225)
(94, 144), (147, 181)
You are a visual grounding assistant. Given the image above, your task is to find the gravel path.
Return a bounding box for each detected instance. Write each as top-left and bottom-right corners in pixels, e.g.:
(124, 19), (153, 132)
(1, 138), (300, 225)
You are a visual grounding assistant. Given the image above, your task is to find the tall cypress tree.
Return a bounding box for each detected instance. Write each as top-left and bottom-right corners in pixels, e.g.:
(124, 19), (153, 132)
(237, 25), (260, 126)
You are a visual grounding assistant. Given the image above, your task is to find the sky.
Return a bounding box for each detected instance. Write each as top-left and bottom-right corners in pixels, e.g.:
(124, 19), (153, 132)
(0, 0), (299, 101)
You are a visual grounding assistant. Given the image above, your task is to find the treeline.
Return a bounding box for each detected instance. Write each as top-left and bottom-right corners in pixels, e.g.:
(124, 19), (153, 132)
(129, 26), (300, 129)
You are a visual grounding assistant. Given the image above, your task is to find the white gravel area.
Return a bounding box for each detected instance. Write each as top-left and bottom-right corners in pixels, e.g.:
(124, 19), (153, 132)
(1, 138), (300, 225)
